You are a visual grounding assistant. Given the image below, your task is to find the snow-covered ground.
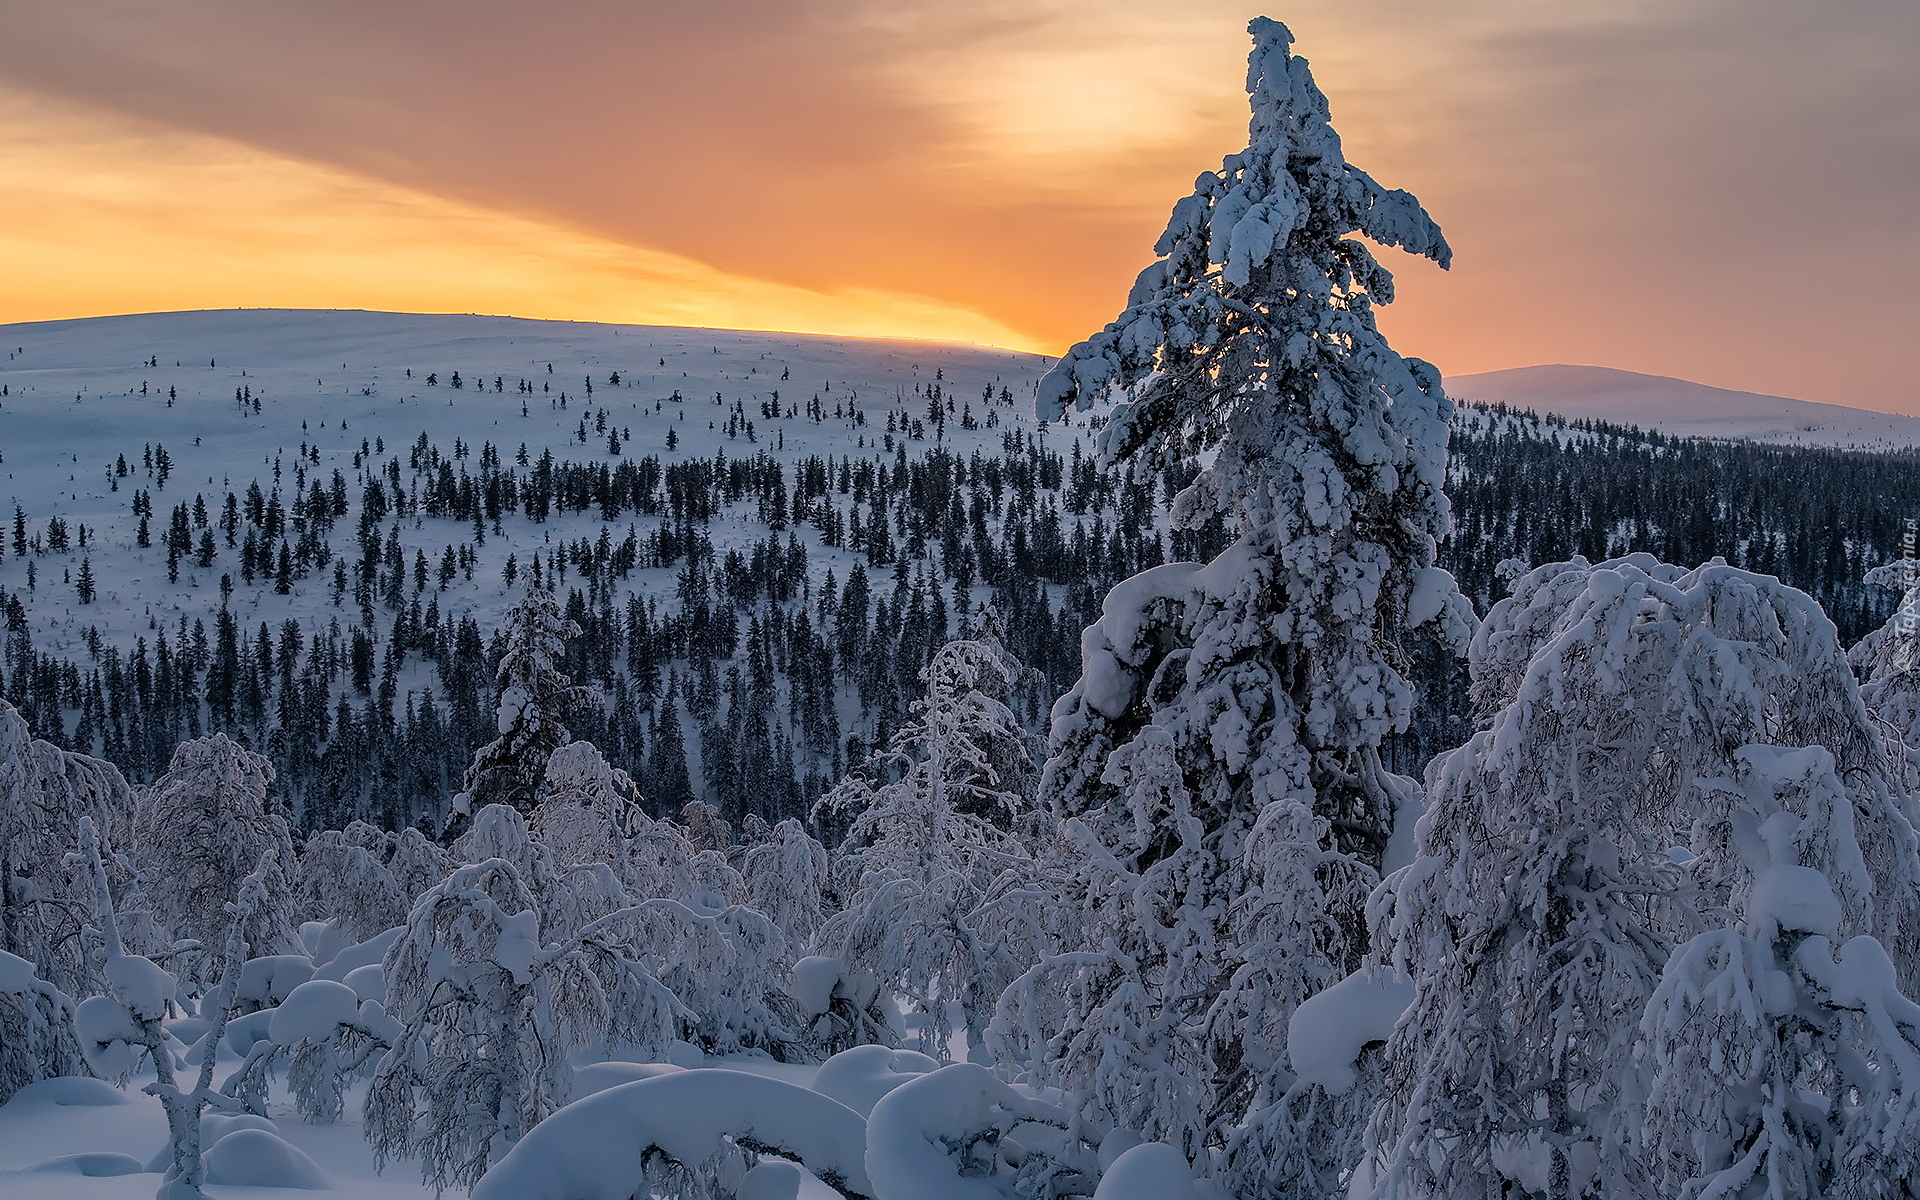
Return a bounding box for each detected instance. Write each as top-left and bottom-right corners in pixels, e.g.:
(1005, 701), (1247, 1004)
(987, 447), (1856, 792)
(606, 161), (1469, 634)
(0, 1054), (846, 1199)
(1446, 363), (1920, 448)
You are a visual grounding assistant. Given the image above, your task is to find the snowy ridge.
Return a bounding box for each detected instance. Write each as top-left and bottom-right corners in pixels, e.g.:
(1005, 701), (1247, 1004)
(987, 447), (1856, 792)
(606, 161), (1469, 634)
(1446, 363), (1920, 449)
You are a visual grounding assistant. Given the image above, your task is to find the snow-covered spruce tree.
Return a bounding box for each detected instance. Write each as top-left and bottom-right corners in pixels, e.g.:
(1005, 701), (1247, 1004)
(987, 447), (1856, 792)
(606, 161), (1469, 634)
(1009, 15), (1468, 1163)
(1640, 744), (1920, 1199)
(1367, 556), (1920, 1200)
(819, 634), (1054, 1061)
(1, 697), (137, 999)
(365, 855), (667, 1193)
(131, 733), (299, 981)
(450, 584), (593, 828)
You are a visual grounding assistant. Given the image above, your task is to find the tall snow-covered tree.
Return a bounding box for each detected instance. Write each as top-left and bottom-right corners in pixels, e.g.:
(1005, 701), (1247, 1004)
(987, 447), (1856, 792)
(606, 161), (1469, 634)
(451, 585), (593, 827)
(1367, 555), (1920, 1200)
(1013, 15), (1468, 1169)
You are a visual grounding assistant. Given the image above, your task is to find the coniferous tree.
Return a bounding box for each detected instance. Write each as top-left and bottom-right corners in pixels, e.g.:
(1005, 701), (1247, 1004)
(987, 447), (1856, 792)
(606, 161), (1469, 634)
(450, 586), (592, 829)
(1016, 16), (1469, 1166)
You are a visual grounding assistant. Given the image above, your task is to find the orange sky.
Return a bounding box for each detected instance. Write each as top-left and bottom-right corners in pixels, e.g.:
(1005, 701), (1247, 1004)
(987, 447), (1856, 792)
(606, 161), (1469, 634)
(0, 1), (1915, 410)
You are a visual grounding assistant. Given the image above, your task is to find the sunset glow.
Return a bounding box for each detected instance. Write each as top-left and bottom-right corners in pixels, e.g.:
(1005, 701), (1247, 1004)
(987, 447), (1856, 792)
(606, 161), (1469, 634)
(0, 1), (1915, 408)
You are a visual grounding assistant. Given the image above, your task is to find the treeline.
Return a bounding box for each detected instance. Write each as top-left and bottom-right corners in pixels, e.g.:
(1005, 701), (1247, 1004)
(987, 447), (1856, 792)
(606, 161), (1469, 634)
(4, 403), (1915, 826)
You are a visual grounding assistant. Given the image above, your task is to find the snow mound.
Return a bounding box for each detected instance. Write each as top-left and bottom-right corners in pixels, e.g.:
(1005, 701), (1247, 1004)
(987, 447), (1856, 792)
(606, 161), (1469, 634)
(146, 1112), (280, 1172)
(568, 1060), (685, 1102)
(74, 994), (145, 1078)
(1093, 1142), (1198, 1200)
(866, 1064), (1060, 1200)
(472, 1069), (871, 1200)
(0, 949), (42, 993)
(812, 1045), (940, 1117)
(342, 963), (385, 1002)
(203, 1128), (332, 1189)
(2, 1075), (130, 1108)
(312, 926), (402, 982)
(739, 1160), (805, 1200)
(4, 1152), (147, 1177)
(1288, 969), (1414, 1094)
(237, 955), (317, 1009)
(268, 979), (361, 1046)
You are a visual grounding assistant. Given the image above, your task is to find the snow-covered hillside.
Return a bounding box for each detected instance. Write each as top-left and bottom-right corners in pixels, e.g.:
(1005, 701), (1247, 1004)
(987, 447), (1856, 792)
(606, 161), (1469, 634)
(1, 307), (1133, 833)
(0, 305), (1048, 654)
(1446, 363), (1920, 448)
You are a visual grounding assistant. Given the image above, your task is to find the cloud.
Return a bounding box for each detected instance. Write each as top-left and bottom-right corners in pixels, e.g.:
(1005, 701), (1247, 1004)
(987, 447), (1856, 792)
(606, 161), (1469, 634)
(0, 0), (1914, 407)
(0, 83), (1034, 347)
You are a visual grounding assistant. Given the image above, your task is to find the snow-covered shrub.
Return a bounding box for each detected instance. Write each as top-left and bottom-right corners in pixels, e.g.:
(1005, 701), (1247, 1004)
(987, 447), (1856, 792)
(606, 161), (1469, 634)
(632, 895), (811, 1060)
(470, 1069), (873, 1200)
(1852, 561), (1920, 770)
(452, 584), (594, 824)
(131, 734), (299, 979)
(74, 815), (281, 1200)
(453, 801), (566, 904)
(820, 637), (1054, 1060)
(0, 947), (82, 1105)
(364, 856), (669, 1192)
(1018, 17), (1470, 1178)
(810, 1044), (940, 1117)
(530, 741), (659, 935)
(1, 697), (137, 998)
(531, 741), (644, 871)
(864, 1063), (1094, 1200)
(1639, 744), (1920, 1198)
(236, 977), (399, 1124)
(1219, 969), (1410, 1199)
(1367, 555), (1920, 1199)
(680, 799), (734, 855)
(293, 821), (407, 942)
(741, 818), (830, 947)
(384, 825), (456, 902)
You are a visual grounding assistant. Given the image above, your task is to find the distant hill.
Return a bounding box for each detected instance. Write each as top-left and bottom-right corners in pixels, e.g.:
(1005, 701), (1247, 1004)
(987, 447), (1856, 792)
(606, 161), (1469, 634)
(1446, 364), (1920, 449)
